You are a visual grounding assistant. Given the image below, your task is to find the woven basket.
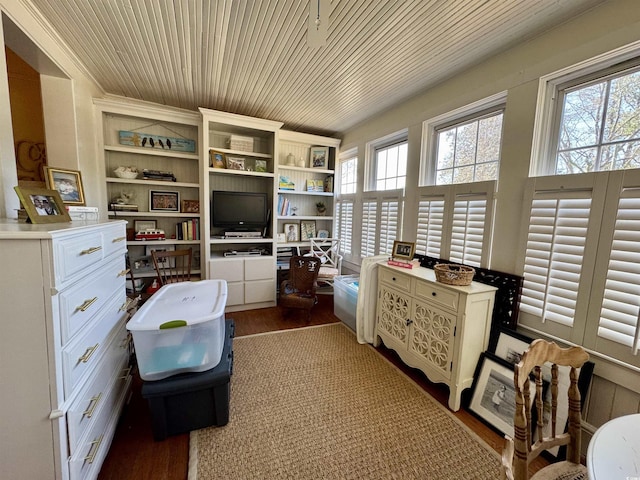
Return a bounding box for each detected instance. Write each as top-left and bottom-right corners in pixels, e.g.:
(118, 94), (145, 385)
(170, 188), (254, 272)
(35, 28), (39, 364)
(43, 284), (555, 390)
(434, 264), (475, 286)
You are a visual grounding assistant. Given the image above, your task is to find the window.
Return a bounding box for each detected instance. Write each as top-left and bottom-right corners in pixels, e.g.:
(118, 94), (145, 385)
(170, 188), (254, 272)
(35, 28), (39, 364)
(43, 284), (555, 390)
(340, 155), (357, 194)
(553, 67), (640, 174)
(414, 182), (495, 267)
(518, 171), (640, 368)
(366, 130), (408, 192)
(361, 192), (402, 258)
(434, 110), (503, 185)
(336, 150), (357, 258)
(375, 141), (407, 190)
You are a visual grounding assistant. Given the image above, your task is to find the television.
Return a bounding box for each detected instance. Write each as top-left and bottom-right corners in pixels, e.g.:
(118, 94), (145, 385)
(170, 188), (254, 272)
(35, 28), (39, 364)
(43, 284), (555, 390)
(211, 190), (269, 231)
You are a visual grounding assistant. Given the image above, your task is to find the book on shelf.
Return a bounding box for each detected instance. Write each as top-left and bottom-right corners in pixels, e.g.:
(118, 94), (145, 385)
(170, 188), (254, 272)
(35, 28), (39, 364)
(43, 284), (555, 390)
(175, 218), (200, 241)
(110, 203), (139, 212)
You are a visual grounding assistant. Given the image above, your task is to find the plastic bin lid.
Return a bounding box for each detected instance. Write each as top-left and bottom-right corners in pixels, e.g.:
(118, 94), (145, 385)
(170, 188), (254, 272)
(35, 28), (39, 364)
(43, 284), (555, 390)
(127, 279), (228, 331)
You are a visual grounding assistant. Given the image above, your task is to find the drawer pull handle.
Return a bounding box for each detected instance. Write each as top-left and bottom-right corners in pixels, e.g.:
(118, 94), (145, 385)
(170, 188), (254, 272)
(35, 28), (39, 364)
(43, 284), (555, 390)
(432, 292), (437, 296)
(120, 366), (132, 379)
(112, 236), (126, 243)
(83, 392), (102, 419)
(80, 246), (102, 256)
(118, 269), (129, 277)
(78, 343), (99, 364)
(406, 318), (413, 326)
(84, 435), (104, 464)
(76, 297), (98, 312)
(392, 277), (396, 281)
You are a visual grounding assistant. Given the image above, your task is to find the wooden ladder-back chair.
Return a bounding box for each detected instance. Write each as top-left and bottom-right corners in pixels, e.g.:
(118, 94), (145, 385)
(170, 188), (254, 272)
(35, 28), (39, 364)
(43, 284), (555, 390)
(278, 256), (321, 321)
(306, 238), (342, 291)
(501, 339), (590, 480)
(151, 248), (193, 286)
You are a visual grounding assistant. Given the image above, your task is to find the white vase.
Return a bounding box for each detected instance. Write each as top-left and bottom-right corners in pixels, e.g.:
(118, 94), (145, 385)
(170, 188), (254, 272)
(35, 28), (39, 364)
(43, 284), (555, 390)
(286, 153), (295, 166)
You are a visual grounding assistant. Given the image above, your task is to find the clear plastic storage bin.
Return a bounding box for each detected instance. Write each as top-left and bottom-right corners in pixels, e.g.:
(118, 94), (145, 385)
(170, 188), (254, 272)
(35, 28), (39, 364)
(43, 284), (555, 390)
(333, 275), (359, 331)
(127, 280), (228, 381)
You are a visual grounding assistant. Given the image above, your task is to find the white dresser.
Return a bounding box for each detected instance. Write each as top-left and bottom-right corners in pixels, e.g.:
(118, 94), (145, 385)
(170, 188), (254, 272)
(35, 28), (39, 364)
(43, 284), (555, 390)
(0, 220), (132, 480)
(375, 264), (497, 411)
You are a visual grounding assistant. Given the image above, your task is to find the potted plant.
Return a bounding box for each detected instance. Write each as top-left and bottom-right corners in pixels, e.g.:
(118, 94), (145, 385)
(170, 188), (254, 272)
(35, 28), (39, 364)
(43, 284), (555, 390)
(316, 201), (327, 215)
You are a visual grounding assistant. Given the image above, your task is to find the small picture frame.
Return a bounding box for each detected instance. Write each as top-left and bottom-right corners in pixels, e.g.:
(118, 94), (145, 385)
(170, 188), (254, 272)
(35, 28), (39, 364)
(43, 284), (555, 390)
(468, 351), (537, 438)
(44, 166), (86, 205)
(149, 190), (180, 212)
(300, 220), (317, 241)
(311, 146), (329, 168)
(392, 240), (415, 260)
(255, 159), (268, 172)
(492, 329), (533, 365)
(284, 223), (299, 242)
(134, 220), (157, 231)
(14, 186), (71, 224)
(227, 157), (245, 170)
(181, 199), (200, 213)
(276, 232), (286, 243)
(317, 229), (329, 239)
(210, 150), (226, 168)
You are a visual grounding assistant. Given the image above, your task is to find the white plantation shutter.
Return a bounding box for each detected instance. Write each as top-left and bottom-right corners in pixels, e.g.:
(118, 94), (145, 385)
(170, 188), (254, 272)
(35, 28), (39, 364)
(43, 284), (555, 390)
(449, 195), (487, 267)
(379, 199), (399, 255)
(361, 201), (377, 258)
(336, 200), (354, 256)
(520, 192), (592, 327)
(416, 196), (444, 257)
(599, 189), (640, 354)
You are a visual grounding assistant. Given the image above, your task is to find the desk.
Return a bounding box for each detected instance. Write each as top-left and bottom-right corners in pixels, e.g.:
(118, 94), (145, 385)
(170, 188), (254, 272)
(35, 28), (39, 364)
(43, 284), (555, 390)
(587, 413), (640, 479)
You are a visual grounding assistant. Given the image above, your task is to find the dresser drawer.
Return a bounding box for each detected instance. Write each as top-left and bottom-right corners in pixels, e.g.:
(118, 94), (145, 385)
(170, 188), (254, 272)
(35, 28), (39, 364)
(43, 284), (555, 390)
(67, 323), (130, 454)
(59, 255), (127, 344)
(53, 230), (105, 285)
(102, 223), (128, 258)
(379, 267), (412, 293)
(62, 292), (128, 398)
(68, 368), (131, 480)
(414, 280), (459, 312)
(244, 257), (275, 281)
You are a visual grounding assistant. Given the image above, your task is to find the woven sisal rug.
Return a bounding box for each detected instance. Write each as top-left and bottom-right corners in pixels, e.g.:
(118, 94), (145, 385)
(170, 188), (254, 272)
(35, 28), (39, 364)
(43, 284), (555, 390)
(189, 323), (500, 479)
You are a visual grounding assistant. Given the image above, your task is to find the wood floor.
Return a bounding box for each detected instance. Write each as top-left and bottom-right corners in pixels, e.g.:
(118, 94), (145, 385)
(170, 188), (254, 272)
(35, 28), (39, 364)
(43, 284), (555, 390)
(98, 295), (544, 479)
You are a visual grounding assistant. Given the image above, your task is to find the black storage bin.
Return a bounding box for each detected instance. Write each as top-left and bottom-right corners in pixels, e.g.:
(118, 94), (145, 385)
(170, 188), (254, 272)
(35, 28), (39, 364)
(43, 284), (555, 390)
(141, 319), (234, 440)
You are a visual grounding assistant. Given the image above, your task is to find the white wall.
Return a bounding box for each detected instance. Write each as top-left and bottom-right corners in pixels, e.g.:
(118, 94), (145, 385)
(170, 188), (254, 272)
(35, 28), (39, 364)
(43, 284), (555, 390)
(340, 0), (640, 273)
(0, 0), (104, 218)
(339, 0), (640, 436)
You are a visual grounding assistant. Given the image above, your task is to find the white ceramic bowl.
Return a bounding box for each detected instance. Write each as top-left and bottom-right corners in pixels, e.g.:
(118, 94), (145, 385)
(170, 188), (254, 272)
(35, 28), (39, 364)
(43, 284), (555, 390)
(114, 167), (139, 179)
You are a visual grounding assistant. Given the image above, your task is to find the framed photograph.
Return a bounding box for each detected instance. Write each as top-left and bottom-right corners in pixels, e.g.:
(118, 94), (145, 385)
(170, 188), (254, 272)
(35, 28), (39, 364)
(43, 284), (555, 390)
(149, 190), (180, 212)
(14, 186), (71, 224)
(493, 329), (533, 365)
(181, 199), (200, 213)
(468, 352), (537, 438)
(284, 223), (299, 242)
(210, 150), (226, 168)
(226, 157), (245, 170)
(317, 229), (329, 239)
(311, 146), (329, 168)
(392, 240), (415, 260)
(255, 159), (267, 172)
(134, 220), (157, 231)
(276, 232), (286, 243)
(300, 220), (316, 241)
(44, 166), (85, 205)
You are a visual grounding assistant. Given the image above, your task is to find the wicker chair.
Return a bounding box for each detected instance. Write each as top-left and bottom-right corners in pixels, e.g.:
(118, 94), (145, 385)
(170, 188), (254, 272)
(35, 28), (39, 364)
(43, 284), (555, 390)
(279, 256), (321, 321)
(501, 339), (590, 480)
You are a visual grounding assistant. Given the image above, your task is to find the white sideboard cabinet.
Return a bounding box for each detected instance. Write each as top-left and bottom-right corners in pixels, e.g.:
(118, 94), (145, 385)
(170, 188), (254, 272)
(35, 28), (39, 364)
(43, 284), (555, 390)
(0, 220), (132, 480)
(375, 264), (497, 411)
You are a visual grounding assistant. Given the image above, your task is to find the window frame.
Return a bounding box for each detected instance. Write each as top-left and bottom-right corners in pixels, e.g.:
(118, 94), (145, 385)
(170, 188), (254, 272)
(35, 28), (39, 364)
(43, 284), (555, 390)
(365, 129), (408, 192)
(420, 92), (507, 187)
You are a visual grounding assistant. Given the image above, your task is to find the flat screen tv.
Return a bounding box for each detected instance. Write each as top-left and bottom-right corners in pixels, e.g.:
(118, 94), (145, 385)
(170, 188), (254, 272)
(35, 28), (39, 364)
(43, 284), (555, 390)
(211, 190), (269, 230)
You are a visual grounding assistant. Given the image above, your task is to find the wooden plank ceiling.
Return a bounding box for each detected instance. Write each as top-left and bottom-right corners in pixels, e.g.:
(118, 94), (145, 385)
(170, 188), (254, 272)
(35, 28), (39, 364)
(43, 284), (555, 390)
(26, 0), (604, 136)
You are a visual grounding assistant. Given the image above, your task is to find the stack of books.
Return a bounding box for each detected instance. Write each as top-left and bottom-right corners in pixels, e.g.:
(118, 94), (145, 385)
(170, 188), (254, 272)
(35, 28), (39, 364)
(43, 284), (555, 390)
(276, 247), (294, 269)
(277, 196), (292, 216)
(142, 169), (176, 182)
(176, 218), (200, 240)
(110, 203), (138, 212)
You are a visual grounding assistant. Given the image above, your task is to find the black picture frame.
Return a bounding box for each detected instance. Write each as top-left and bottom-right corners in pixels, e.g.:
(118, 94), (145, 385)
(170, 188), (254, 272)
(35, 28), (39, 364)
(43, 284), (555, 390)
(468, 351), (537, 438)
(149, 190), (180, 212)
